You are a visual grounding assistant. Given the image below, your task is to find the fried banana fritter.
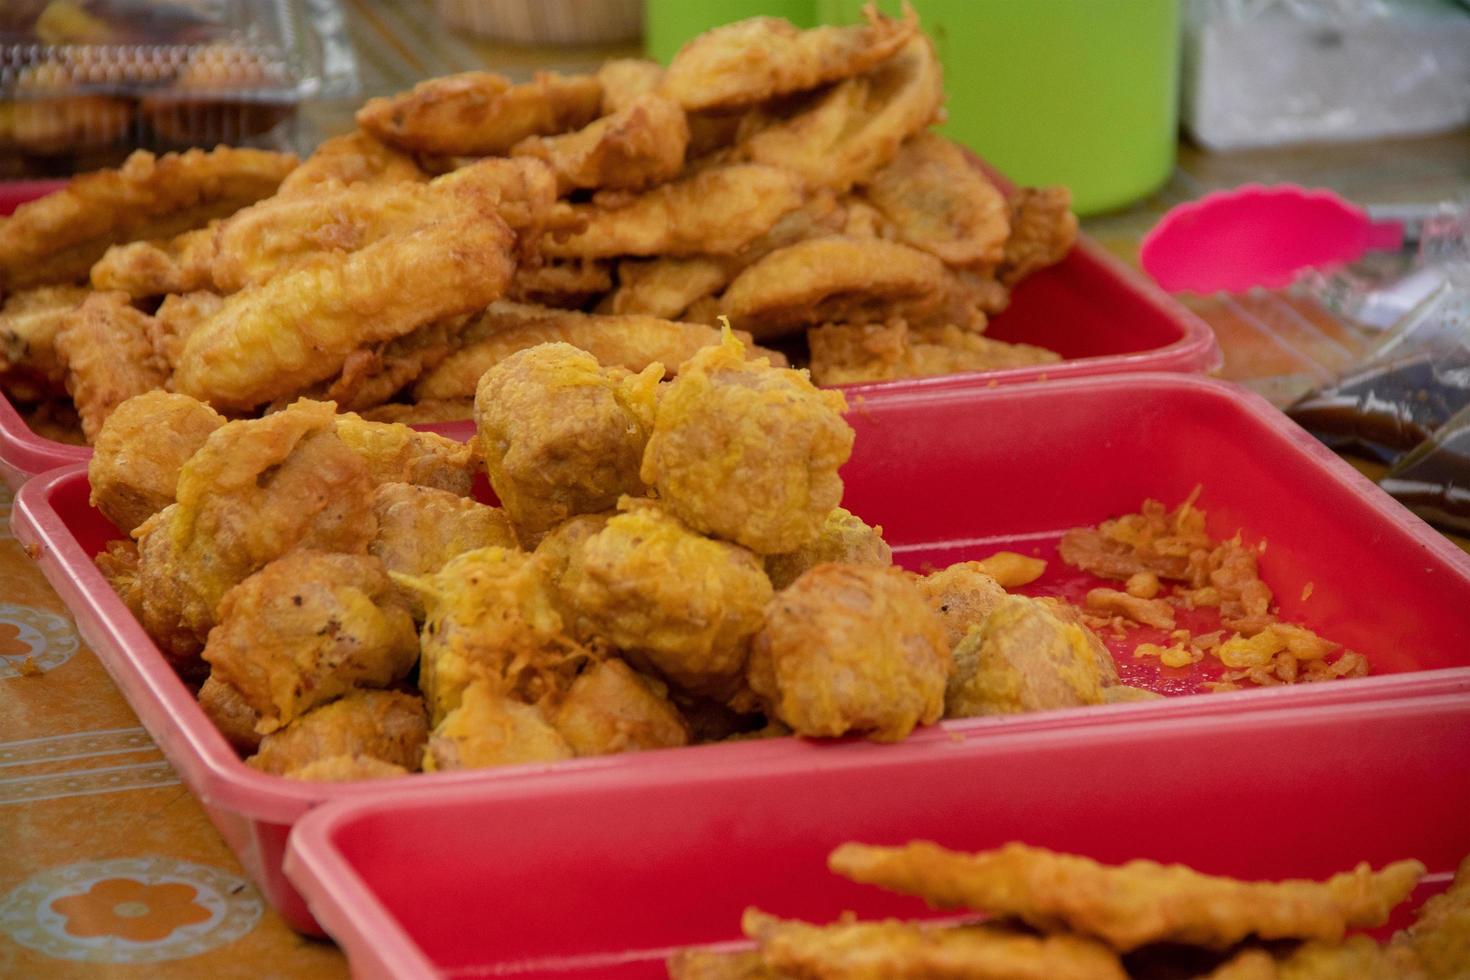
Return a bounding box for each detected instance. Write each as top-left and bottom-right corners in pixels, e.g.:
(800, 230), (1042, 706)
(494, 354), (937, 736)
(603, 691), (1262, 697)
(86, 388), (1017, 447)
(508, 260), (614, 309)
(559, 502), (772, 697)
(474, 343), (661, 542)
(247, 689), (427, 774)
(600, 255), (732, 320)
(0, 146), (296, 289)
(597, 58), (664, 114)
(276, 129), (426, 196)
(1390, 853), (1470, 978)
(370, 482), (517, 615)
(397, 546), (581, 724)
(333, 413), (477, 496)
(89, 222), (218, 298)
(764, 507), (892, 590)
(422, 678), (573, 772)
(552, 658), (690, 756)
(512, 92), (689, 193)
(53, 291), (167, 441)
(357, 70), (603, 156)
(743, 909), (1127, 980)
(283, 755), (410, 782)
(945, 594), (1115, 718)
(87, 391), (225, 534)
(0, 284), (91, 394)
(203, 551), (419, 734)
(641, 331), (853, 555)
(808, 320), (1058, 386)
(197, 674), (262, 754)
(997, 186), (1077, 287)
(748, 564), (949, 742)
(415, 302), (747, 402)
(660, 4), (917, 111)
(827, 841), (1425, 952)
(150, 290), (223, 372)
(916, 562), (1007, 651)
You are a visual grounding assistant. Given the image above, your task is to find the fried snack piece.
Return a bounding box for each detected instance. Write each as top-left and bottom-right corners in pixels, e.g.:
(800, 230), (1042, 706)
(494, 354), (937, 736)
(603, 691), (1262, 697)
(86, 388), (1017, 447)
(717, 239), (953, 341)
(19, 399), (86, 443)
(977, 552), (1047, 588)
(318, 316), (473, 412)
(247, 689), (428, 773)
(559, 502), (772, 697)
(660, 4), (918, 111)
(168, 400), (378, 639)
(601, 256), (732, 320)
(398, 547), (581, 723)
(808, 320), (1058, 385)
(133, 506), (209, 668)
(89, 222), (218, 298)
(552, 658), (690, 756)
(422, 678), (574, 772)
(862, 131), (1009, 265)
(173, 183), (516, 411)
(1086, 587), (1176, 630)
(540, 163), (806, 259)
(1390, 853), (1470, 978)
(748, 564), (949, 741)
(277, 130), (427, 196)
(917, 562), (1007, 651)
(284, 755), (410, 782)
(360, 399), (474, 425)
(370, 482), (517, 616)
(357, 70), (603, 156)
(415, 302), (763, 402)
(87, 391), (225, 534)
(0, 147), (296, 289)
(642, 331), (853, 554)
(474, 343), (660, 542)
(0, 285), (90, 393)
(735, 35), (943, 193)
(95, 537), (143, 619)
(1207, 937), (1411, 980)
(513, 92), (689, 193)
(508, 261), (613, 309)
(743, 909), (1127, 980)
(333, 413), (477, 496)
(597, 58), (663, 114)
(203, 551), (419, 734)
(53, 291), (167, 442)
(765, 507), (892, 590)
(197, 674), (263, 754)
(945, 594), (1114, 718)
(828, 841), (1425, 953)
(666, 949), (784, 980)
(997, 186), (1077, 287)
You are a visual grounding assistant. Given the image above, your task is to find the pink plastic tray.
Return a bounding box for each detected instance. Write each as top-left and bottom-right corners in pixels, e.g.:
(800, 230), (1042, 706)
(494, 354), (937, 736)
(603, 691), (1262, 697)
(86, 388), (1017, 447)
(284, 691), (1470, 979)
(0, 178), (1220, 486)
(12, 373), (1470, 934)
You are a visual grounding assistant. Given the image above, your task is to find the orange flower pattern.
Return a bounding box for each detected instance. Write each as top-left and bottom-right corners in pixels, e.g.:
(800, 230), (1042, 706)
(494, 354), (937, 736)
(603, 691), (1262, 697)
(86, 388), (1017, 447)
(0, 621), (29, 656)
(50, 878), (212, 943)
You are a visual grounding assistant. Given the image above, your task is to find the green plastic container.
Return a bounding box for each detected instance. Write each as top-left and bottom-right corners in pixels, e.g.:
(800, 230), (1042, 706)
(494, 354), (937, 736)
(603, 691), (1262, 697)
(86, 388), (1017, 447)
(644, 0), (816, 64)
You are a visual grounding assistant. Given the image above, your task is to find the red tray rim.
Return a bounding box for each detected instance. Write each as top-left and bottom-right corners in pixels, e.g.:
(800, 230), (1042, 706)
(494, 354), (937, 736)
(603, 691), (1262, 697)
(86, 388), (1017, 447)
(10, 371), (1470, 828)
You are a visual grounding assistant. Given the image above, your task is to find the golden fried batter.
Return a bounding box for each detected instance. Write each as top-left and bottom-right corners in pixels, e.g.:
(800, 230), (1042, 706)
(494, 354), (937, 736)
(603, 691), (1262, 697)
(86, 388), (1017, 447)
(827, 841), (1425, 952)
(87, 391), (225, 534)
(284, 755), (410, 782)
(334, 413), (477, 496)
(0, 146), (295, 289)
(357, 70), (603, 156)
(0, 284), (90, 393)
(168, 400), (378, 639)
(748, 564), (949, 742)
(95, 537), (143, 619)
(997, 186), (1077, 287)
(559, 502), (772, 697)
(422, 678), (573, 772)
(735, 35), (943, 193)
(861, 131), (1010, 266)
(601, 256), (732, 320)
(276, 130), (426, 197)
(808, 320), (1058, 386)
(247, 689), (427, 774)
(360, 399), (474, 425)
(474, 343), (661, 542)
(945, 594), (1114, 718)
(397, 546), (581, 723)
(415, 302), (749, 402)
(197, 674), (262, 754)
(89, 222), (218, 298)
(149, 290), (223, 372)
(597, 58), (664, 114)
(976, 552), (1047, 588)
(917, 562), (1007, 651)
(508, 261), (613, 309)
(552, 658), (690, 756)
(765, 507), (892, 590)
(512, 92), (689, 193)
(203, 551), (419, 734)
(743, 909), (1127, 980)
(666, 949), (782, 980)
(641, 331), (853, 555)
(540, 163), (806, 259)
(660, 4), (917, 111)
(1391, 853), (1470, 978)
(133, 505), (209, 669)
(370, 482), (517, 616)
(1207, 938), (1409, 980)
(53, 291), (167, 442)
(317, 316), (473, 412)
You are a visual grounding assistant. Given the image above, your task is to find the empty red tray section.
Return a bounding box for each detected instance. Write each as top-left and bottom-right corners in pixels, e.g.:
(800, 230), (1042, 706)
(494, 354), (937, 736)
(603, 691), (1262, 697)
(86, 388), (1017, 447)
(284, 692), (1470, 979)
(11, 373), (1469, 934)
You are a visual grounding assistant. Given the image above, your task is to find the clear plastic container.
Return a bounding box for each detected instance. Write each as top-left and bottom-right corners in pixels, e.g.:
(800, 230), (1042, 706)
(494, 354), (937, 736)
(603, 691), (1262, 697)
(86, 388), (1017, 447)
(0, 0), (357, 176)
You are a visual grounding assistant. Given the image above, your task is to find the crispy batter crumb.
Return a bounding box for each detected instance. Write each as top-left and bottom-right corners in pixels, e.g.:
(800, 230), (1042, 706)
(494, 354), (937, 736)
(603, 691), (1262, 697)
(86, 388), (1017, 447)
(1301, 581), (1314, 601)
(1125, 572), (1160, 599)
(977, 551), (1046, 588)
(1085, 588), (1174, 630)
(17, 656), (42, 676)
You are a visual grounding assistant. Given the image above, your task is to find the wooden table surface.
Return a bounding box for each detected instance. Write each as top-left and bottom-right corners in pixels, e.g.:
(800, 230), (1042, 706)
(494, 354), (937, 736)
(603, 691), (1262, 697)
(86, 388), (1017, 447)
(2, 3), (1468, 977)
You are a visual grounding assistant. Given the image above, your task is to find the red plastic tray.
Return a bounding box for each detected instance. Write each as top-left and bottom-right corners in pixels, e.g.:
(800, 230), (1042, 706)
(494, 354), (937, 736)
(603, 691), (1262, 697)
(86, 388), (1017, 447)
(12, 373), (1470, 934)
(283, 692), (1470, 979)
(0, 179), (1220, 487)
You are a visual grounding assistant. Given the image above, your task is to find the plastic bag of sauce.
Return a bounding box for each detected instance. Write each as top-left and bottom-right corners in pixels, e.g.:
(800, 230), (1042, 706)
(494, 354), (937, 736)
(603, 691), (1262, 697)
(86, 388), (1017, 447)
(1381, 402), (1470, 535)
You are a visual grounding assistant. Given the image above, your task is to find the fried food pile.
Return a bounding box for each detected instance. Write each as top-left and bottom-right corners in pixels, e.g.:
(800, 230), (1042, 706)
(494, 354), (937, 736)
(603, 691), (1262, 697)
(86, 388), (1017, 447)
(90, 331), (1158, 781)
(0, 4), (1076, 445)
(1059, 488), (1368, 691)
(670, 841), (1468, 980)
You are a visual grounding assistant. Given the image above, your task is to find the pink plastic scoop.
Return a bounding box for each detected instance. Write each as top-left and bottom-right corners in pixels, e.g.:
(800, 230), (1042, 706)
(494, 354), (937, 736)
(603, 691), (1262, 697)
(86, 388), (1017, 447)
(1141, 184), (1422, 294)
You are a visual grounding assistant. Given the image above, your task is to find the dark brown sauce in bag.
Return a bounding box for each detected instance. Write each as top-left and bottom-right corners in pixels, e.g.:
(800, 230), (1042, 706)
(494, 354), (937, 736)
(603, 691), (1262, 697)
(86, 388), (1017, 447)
(1381, 404), (1470, 534)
